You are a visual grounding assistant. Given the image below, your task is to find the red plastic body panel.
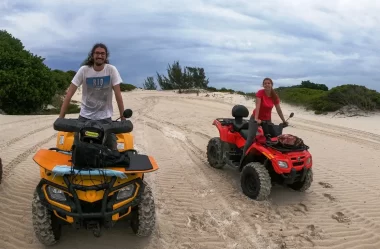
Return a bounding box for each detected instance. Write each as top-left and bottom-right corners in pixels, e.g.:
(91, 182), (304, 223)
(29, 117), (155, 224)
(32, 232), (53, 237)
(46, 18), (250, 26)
(212, 118), (312, 174)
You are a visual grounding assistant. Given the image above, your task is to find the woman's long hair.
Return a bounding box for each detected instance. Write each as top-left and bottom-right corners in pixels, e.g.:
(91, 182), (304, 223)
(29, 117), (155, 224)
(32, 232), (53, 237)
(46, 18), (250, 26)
(82, 43), (110, 67)
(263, 77), (279, 103)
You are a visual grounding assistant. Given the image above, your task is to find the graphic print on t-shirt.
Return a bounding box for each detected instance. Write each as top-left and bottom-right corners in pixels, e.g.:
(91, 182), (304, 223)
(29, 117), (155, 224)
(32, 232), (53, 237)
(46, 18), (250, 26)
(84, 75), (111, 115)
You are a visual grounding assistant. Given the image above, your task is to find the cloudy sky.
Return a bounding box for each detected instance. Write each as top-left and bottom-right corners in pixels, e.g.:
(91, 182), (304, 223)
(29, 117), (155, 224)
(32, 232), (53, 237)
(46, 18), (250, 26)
(1, 0), (380, 92)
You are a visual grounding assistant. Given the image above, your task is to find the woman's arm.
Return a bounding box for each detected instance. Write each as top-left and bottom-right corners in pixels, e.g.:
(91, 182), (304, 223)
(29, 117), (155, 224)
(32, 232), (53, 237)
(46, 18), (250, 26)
(275, 104), (286, 123)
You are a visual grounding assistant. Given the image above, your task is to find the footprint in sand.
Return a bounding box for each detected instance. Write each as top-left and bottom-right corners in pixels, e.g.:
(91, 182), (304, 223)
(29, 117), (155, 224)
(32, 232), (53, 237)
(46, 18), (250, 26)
(323, 193), (337, 201)
(332, 211), (350, 223)
(293, 203), (308, 214)
(318, 181), (333, 188)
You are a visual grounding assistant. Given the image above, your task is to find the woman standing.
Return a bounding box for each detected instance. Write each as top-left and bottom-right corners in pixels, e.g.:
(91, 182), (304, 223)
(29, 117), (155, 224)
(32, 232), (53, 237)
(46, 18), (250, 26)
(241, 78), (287, 163)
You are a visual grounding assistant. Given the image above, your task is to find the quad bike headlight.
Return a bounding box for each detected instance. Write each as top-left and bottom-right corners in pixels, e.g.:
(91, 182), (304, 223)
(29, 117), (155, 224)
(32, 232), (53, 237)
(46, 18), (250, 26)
(47, 185), (67, 202)
(116, 184), (136, 200)
(277, 161), (288, 169)
(306, 157), (312, 165)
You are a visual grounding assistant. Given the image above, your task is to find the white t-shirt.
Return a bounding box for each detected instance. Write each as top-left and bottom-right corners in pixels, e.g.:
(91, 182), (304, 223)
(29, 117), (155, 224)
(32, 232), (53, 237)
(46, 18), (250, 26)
(71, 64), (123, 120)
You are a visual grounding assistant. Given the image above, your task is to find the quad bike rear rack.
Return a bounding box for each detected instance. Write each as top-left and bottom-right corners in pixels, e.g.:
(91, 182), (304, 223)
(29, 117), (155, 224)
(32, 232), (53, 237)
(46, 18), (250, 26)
(264, 140), (310, 153)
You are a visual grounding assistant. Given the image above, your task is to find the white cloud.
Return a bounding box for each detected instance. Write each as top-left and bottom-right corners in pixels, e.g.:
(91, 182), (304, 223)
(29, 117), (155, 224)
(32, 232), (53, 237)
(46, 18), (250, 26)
(1, 0), (380, 91)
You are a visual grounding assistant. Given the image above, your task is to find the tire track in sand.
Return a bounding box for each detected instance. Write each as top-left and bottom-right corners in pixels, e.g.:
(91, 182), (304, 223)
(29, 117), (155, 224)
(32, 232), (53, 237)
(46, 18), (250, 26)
(2, 131), (57, 180)
(0, 138), (58, 249)
(0, 115), (46, 127)
(291, 122), (380, 150)
(0, 123), (54, 150)
(143, 120), (285, 249)
(144, 118), (380, 249)
(293, 116), (380, 143)
(139, 99), (380, 249)
(136, 124), (237, 248)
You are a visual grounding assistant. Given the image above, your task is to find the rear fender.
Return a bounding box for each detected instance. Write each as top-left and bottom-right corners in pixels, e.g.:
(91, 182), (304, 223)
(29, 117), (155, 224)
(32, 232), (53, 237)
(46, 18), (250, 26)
(33, 149), (159, 174)
(212, 119), (231, 142)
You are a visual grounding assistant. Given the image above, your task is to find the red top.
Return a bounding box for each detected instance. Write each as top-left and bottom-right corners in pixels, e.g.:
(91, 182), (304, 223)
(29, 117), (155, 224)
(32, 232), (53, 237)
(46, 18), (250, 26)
(252, 89), (280, 121)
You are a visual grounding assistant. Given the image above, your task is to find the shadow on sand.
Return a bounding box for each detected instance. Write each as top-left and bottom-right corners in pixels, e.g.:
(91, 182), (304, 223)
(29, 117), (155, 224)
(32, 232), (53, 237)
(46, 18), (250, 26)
(51, 220), (154, 249)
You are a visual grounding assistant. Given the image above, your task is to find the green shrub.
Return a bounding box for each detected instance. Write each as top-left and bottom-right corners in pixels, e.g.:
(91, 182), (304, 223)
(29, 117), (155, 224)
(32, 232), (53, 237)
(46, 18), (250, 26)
(38, 103), (80, 115)
(277, 88), (326, 108)
(276, 83), (380, 113)
(120, 83), (136, 92)
(0, 30), (58, 115)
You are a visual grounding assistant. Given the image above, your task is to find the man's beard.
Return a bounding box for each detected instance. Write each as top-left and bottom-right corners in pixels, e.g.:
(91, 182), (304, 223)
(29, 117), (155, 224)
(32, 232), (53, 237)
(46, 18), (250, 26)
(95, 58), (105, 66)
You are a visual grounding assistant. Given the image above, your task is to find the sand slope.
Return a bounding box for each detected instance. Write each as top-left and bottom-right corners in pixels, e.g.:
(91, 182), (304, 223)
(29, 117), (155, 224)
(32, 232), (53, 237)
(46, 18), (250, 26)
(1, 90), (380, 249)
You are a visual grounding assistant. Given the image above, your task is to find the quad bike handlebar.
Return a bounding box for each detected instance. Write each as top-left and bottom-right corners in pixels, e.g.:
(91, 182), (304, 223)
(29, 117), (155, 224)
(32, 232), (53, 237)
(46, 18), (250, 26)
(53, 109), (134, 134)
(257, 112), (293, 128)
(258, 112), (294, 139)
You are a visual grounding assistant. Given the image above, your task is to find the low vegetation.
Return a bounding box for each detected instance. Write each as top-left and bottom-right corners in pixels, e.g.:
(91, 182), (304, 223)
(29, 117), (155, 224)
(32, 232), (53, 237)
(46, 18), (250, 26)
(1, 29), (379, 116)
(0, 30), (80, 115)
(275, 81), (380, 115)
(120, 83), (137, 92)
(143, 61), (256, 99)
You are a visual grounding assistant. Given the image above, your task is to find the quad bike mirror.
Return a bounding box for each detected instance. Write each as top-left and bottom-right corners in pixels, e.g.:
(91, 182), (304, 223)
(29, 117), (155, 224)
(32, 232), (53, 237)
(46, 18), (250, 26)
(123, 109), (133, 118)
(284, 112), (294, 123)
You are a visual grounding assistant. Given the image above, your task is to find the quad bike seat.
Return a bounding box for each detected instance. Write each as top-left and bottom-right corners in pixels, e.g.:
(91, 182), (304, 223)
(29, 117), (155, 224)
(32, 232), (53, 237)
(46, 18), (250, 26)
(238, 122), (284, 141)
(232, 120), (249, 132)
(231, 104), (249, 132)
(53, 118), (133, 134)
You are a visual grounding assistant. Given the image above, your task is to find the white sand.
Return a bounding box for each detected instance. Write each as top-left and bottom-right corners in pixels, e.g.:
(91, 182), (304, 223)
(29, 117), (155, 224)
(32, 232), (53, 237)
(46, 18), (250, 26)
(1, 89), (380, 249)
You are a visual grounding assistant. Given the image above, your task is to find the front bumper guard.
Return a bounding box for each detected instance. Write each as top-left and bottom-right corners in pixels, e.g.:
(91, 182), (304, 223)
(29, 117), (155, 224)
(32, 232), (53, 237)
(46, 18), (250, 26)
(281, 166), (310, 184)
(36, 175), (144, 224)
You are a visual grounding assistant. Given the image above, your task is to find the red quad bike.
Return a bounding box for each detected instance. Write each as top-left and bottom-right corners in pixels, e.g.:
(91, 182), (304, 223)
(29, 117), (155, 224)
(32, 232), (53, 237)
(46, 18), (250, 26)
(206, 104), (313, 201)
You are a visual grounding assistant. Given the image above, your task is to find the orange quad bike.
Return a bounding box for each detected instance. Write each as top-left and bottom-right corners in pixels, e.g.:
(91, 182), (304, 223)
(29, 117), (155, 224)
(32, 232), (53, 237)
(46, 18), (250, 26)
(207, 104), (313, 201)
(31, 109), (159, 246)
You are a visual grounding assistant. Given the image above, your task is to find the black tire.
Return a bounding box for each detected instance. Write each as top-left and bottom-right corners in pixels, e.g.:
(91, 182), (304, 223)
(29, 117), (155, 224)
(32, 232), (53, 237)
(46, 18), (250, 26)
(32, 190), (61, 246)
(206, 137), (225, 169)
(240, 162), (271, 201)
(288, 168), (313, 191)
(131, 181), (156, 237)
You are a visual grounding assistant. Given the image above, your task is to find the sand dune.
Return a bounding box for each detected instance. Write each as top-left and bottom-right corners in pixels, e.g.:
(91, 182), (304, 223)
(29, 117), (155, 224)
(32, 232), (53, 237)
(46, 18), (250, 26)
(1, 89), (380, 249)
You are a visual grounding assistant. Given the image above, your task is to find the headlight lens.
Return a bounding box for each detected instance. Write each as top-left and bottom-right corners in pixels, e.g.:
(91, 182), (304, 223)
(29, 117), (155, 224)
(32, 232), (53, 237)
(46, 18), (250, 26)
(47, 185), (66, 202)
(278, 161), (288, 169)
(116, 184), (136, 200)
(306, 157), (312, 165)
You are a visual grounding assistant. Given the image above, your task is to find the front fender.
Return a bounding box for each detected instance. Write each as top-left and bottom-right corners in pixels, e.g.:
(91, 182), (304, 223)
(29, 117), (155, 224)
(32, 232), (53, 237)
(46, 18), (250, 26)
(239, 143), (279, 171)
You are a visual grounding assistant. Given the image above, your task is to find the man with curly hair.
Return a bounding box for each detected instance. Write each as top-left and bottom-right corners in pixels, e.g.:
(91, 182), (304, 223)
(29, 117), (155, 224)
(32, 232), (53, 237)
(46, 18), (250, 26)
(59, 43), (125, 150)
